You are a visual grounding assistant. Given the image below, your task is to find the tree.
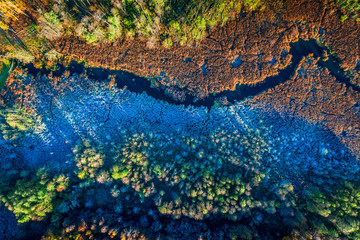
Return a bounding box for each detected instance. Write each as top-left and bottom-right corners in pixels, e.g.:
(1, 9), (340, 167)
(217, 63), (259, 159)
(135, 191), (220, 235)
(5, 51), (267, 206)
(0, 169), (69, 223)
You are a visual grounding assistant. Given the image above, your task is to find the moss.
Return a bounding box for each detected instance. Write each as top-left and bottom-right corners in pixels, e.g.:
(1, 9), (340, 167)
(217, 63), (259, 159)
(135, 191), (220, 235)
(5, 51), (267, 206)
(340, 14), (349, 22)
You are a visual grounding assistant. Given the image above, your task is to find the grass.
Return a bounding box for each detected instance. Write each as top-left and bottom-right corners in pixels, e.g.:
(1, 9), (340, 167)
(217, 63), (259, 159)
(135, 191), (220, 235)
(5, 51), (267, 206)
(0, 60), (13, 90)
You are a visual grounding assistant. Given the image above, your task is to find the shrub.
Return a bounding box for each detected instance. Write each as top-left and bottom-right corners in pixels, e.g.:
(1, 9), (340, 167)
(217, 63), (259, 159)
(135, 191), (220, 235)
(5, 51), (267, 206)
(107, 9), (123, 41)
(340, 14), (349, 22)
(0, 105), (37, 141)
(336, 0), (360, 18)
(75, 16), (105, 45)
(5, 48), (34, 63)
(38, 10), (63, 40)
(74, 140), (104, 180)
(244, 0), (264, 11)
(162, 37), (173, 48)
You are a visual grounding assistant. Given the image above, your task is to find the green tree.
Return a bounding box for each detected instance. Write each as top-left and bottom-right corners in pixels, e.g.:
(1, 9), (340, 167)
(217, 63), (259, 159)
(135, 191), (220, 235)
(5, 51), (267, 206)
(0, 169), (69, 223)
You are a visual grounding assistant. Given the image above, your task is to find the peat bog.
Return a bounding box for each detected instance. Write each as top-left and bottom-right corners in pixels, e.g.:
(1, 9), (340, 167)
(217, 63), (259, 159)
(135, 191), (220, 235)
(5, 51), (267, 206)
(24, 39), (359, 108)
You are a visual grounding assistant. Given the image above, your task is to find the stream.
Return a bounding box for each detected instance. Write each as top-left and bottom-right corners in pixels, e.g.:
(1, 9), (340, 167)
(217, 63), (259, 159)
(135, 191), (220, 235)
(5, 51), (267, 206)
(24, 39), (359, 108)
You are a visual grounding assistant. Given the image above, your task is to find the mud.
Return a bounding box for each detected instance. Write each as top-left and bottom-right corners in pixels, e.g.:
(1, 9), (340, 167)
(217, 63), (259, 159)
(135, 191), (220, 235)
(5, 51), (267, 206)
(53, 0), (360, 98)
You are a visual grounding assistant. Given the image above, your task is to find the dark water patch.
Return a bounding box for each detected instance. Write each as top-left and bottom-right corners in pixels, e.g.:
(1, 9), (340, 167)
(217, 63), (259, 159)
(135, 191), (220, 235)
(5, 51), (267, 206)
(269, 58), (276, 66)
(281, 49), (289, 58)
(24, 61), (84, 77)
(231, 56), (242, 68)
(184, 57), (192, 63)
(25, 61), (187, 106)
(200, 59), (208, 76)
(16, 221), (47, 240)
(24, 39), (360, 109)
